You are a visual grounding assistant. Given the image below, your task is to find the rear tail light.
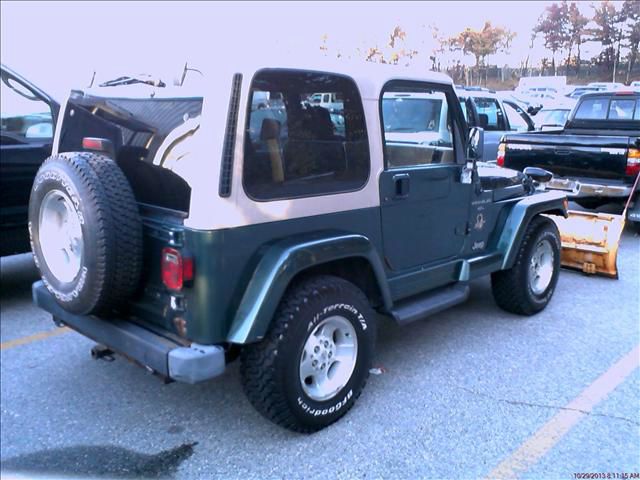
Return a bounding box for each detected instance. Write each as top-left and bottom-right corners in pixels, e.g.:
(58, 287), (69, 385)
(626, 148), (640, 177)
(161, 247), (194, 291)
(497, 143), (506, 167)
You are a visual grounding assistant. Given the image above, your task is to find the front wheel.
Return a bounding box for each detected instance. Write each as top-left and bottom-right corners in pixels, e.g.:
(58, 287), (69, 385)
(491, 216), (561, 316)
(240, 275), (376, 432)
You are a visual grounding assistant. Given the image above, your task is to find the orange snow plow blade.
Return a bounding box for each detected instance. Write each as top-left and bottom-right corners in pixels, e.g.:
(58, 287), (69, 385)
(547, 211), (625, 279)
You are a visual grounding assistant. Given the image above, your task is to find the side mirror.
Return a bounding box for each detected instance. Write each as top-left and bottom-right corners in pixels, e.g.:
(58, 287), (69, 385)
(523, 166), (553, 183)
(467, 126), (484, 161)
(527, 105), (543, 116)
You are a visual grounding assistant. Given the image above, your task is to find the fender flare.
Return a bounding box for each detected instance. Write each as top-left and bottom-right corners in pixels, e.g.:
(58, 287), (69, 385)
(497, 190), (568, 270)
(226, 232), (391, 344)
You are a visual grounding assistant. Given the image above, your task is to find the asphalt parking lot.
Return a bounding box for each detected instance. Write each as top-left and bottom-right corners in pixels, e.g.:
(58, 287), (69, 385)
(1, 226), (639, 479)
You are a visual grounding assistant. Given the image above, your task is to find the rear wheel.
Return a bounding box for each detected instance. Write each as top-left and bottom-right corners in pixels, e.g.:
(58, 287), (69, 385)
(29, 152), (142, 315)
(491, 216), (561, 315)
(240, 275), (376, 432)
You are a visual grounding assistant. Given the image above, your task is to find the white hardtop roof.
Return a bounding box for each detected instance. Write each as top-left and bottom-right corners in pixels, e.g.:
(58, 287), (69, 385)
(455, 89), (499, 99)
(382, 91), (445, 99)
(76, 54), (453, 101)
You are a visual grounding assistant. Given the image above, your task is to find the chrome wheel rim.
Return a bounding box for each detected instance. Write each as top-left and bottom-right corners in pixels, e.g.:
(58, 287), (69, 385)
(38, 189), (84, 283)
(299, 315), (358, 402)
(529, 239), (554, 295)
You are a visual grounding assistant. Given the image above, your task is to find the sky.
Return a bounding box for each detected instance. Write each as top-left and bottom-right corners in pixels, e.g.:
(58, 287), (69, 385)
(1, 1), (614, 100)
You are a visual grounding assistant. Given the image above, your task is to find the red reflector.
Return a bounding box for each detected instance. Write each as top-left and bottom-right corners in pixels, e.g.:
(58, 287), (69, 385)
(182, 256), (194, 282)
(161, 247), (183, 291)
(82, 137), (106, 151)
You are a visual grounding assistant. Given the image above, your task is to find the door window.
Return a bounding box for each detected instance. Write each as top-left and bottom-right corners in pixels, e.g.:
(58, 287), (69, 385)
(472, 97), (506, 131)
(381, 84), (455, 168)
(243, 70), (369, 201)
(1, 74), (53, 144)
(504, 102), (530, 131)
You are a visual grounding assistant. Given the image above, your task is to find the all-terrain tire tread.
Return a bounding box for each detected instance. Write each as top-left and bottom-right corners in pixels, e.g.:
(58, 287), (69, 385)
(491, 216), (559, 316)
(240, 275), (372, 433)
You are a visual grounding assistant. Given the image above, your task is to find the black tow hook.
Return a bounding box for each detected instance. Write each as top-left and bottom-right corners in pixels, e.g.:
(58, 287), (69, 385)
(91, 344), (115, 362)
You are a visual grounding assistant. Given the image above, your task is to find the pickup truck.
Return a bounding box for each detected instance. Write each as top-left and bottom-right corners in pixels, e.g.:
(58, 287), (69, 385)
(498, 91), (640, 220)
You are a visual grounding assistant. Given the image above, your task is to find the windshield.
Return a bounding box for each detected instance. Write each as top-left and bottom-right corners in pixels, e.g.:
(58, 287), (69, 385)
(382, 97), (443, 133)
(537, 109), (570, 127)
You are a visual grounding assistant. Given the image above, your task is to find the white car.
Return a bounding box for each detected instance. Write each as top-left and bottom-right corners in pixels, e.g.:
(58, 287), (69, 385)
(587, 82), (625, 91)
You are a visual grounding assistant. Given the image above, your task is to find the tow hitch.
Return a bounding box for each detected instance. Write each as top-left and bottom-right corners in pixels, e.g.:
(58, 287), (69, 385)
(91, 344), (115, 362)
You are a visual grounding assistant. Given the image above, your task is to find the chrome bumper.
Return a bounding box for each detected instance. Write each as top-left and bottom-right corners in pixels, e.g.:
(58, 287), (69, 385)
(542, 178), (632, 199)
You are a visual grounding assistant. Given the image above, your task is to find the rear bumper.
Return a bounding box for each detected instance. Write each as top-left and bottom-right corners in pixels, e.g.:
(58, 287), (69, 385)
(543, 177), (632, 199)
(32, 281), (225, 384)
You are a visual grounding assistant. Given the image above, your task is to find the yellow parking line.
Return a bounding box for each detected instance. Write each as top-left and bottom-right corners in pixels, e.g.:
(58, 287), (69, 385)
(485, 344), (640, 480)
(0, 327), (70, 351)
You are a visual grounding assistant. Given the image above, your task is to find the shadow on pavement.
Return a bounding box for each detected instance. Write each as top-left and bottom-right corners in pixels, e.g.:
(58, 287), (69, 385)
(1, 442), (197, 479)
(0, 253), (39, 303)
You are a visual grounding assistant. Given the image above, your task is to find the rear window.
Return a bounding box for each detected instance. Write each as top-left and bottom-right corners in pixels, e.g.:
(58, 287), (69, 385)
(243, 69), (369, 201)
(608, 99), (636, 120)
(574, 96), (639, 121)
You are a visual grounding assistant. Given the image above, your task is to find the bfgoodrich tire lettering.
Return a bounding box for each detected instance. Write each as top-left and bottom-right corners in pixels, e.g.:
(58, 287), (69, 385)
(28, 152), (142, 315)
(491, 216), (561, 315)
(240, 275), (376, 432)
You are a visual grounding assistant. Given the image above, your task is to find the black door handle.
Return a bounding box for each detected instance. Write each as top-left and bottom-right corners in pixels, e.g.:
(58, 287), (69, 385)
(393, 173), (410, 198)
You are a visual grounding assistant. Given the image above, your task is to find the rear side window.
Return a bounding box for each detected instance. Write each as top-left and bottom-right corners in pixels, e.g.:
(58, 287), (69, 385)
(635, 100), (640, 120)
(575, 98), (609, 120)
(473, 97), (506, 131)
(243, 70), (369, 201)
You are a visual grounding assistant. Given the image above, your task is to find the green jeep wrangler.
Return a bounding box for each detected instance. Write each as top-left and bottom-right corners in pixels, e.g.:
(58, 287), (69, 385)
(30, 60), (567, 432)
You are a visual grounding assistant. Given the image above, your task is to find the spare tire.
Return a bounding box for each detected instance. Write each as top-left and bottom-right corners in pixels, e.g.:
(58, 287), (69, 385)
(28, 152), (142, 315)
